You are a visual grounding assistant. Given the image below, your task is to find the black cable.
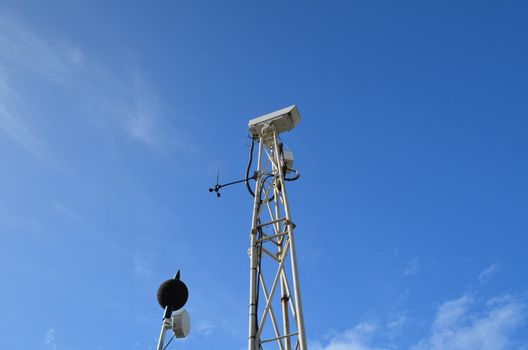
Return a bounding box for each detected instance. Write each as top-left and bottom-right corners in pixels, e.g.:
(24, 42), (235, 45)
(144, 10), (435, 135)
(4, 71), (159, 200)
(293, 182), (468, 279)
(285, 169), (300, 181)
(246, 138), (256, 197)
(162, 334), (175, 350)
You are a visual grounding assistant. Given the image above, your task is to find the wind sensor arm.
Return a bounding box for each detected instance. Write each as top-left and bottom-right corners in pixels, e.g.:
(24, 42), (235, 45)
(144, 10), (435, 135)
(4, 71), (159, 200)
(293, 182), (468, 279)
(209, 134), (299, 198)
(209, 138), (259, 198)
(209, 172), (257, 197)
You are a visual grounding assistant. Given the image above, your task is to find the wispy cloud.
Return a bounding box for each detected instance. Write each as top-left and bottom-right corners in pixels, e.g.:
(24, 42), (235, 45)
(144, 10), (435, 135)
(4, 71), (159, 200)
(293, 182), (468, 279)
(313, 293), (526, 350)
(123, 62), (173, 151)
(312, 322), (385, 350)
(0, 14), (186, 164)
(313, 264), (527, 350)
(0, 70), (62, 167)
(403, 257), (420, 277)
(0, 15), (84, 83)
(133, 254), (155, 280)
(195, 319), (216, 337)
(44, 328), (57, 350)
(52, 200), (81, 223)
(478, 263), (500, 284)
(386, 315), (408, 337)
(413, 293), (526, 350)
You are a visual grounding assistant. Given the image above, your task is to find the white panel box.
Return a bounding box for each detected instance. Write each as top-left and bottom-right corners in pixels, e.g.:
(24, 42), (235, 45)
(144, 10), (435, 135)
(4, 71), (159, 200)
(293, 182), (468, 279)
(283, 150), (294, 170)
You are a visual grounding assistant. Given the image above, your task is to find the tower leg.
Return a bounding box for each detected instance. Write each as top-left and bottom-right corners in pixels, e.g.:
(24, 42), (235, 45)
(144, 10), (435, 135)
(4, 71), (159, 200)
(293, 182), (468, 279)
(248, 139), (263, 350)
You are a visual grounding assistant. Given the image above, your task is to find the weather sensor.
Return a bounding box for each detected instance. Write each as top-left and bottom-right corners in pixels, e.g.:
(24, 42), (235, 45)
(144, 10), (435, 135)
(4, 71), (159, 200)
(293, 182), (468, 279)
(248, 105), (300, 138)
(171, 309), (191, 338)
(155, 271), (190, 350)
(207, 105), (308, 350)
(246, 105), (307, 350)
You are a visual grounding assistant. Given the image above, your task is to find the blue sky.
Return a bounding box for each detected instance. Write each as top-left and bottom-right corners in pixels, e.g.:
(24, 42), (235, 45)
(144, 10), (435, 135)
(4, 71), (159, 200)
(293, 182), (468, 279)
(1, 1), (527, 349)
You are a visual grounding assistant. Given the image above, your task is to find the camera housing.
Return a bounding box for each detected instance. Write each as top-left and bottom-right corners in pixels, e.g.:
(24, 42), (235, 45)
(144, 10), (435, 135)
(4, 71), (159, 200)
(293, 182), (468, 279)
(248, 105), (301, 138)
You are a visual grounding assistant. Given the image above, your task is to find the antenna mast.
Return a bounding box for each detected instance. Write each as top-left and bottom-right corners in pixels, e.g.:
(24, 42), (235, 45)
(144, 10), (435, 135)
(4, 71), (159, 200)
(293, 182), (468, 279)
(246, 106), (307, 350)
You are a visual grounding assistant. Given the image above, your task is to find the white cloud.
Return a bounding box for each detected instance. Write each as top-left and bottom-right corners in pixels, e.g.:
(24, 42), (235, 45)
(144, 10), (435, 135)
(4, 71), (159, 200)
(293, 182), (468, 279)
(44, 328), (57, 350)
(0, 14), (185, 159)
(413, 293), (526, 350)
(0, 70), (62, 167)
(312, 322), (386, 350)
(0, 16), (83, 84)
(124, 63), (169, 149)
(195, 319), (215, 336)
(404, 257), (420, 277)
(52, 200), (81, 223)
(386, 315), (408, 337)
(312, 291), (526, 350)
(133, 254), (155, 280)
(479, 263), (500, 283)
(431, 294), (473, 330)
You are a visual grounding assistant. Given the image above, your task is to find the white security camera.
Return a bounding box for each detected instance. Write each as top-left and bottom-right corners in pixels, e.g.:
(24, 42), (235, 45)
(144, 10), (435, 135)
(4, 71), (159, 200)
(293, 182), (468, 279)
(248, 105), (301, 138)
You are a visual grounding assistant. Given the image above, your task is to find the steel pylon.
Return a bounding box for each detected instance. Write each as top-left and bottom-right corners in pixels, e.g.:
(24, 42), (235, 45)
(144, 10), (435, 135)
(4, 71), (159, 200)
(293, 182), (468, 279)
(248, 130), (307, 350)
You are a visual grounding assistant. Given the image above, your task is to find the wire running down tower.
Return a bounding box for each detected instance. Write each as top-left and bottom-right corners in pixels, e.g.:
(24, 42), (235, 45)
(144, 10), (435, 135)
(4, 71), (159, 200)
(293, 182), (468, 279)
(246, 106), (307, 350)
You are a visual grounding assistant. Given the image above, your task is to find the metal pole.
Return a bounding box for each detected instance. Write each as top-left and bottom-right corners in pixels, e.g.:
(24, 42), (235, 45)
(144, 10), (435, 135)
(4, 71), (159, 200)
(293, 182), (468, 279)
(248, 138), (263, 350)
(272, 131), (307, 350)
(156, 321), (168, 350)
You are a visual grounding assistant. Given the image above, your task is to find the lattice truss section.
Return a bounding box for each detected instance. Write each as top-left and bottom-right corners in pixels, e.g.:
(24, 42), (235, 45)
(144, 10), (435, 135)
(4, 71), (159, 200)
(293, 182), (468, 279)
(248, 132), (307, 350)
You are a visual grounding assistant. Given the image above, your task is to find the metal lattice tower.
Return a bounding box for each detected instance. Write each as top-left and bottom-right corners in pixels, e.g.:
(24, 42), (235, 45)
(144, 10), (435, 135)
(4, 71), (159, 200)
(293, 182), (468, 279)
(247, 106), (307, 350)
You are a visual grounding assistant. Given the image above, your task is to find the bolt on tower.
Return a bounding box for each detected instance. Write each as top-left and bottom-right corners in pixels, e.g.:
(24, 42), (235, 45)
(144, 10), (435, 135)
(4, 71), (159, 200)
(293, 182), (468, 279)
(246, 105), (308, 350)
